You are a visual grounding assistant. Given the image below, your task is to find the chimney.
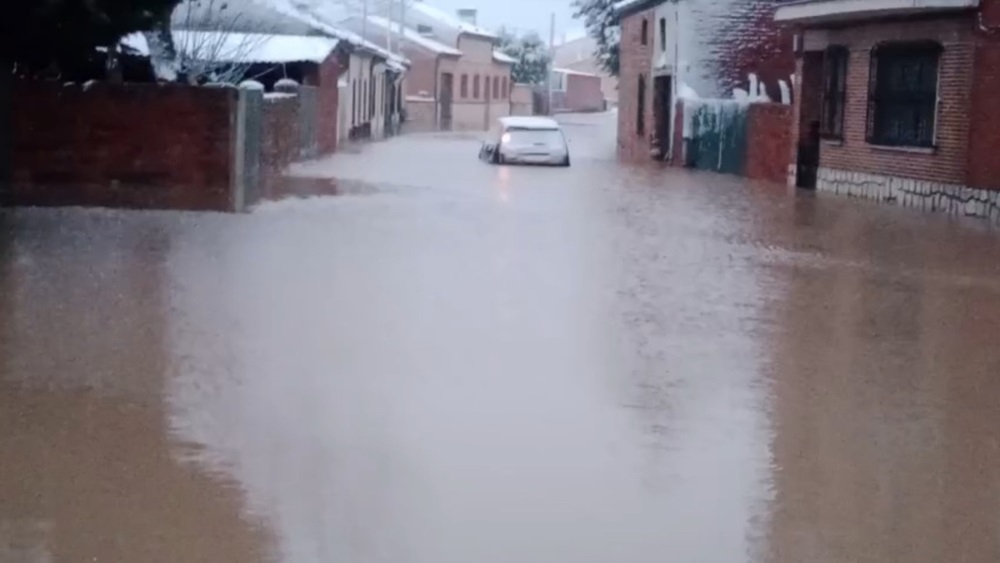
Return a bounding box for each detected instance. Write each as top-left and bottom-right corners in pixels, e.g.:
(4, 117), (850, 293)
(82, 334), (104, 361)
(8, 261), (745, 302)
(456, 8), (477, 26)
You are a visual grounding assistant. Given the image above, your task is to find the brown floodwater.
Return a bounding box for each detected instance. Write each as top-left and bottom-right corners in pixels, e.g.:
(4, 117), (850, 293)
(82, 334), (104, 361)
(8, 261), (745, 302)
(2, 112), (1000, 562)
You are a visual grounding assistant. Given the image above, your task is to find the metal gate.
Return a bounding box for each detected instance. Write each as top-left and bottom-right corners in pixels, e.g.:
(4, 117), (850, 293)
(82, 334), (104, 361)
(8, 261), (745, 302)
(685, 101), (748, 175)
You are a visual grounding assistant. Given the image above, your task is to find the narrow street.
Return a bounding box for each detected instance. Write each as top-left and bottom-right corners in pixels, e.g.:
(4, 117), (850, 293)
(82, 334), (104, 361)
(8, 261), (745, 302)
(2, 112), (1000, 562)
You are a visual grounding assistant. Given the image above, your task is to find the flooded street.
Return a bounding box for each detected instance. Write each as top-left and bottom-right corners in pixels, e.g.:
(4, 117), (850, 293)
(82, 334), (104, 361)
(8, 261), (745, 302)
(3, 112), (1000, 562)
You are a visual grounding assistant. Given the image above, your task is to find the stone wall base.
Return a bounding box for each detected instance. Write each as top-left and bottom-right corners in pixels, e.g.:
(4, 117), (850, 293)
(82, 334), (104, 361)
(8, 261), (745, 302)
(816, 168), (1000, 223)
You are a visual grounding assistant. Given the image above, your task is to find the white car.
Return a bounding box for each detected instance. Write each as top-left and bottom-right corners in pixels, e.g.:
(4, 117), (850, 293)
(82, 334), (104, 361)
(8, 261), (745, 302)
(479, 116), (571, 167)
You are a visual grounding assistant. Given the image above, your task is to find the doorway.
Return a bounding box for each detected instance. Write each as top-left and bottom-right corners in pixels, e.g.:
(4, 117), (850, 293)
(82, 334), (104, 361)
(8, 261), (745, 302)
(795, 51), (824, 189)
(653, 75), (673, 160)
(438, 72), (453, 131)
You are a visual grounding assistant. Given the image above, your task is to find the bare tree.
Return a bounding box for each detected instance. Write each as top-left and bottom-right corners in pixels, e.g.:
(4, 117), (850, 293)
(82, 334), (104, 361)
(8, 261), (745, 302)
(150, 0), (276, 84)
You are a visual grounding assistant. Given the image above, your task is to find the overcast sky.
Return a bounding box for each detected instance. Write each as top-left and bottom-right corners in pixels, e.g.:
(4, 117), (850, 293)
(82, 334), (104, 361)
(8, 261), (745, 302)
(416, 0), (585, 41)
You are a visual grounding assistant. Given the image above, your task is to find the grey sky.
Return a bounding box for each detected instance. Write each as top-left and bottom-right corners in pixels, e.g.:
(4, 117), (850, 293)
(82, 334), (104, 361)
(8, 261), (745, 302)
(417, 0), (585, 41)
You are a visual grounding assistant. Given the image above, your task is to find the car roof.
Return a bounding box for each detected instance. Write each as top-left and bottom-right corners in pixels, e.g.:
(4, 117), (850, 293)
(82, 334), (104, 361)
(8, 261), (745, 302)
(499, 116), (561, 130)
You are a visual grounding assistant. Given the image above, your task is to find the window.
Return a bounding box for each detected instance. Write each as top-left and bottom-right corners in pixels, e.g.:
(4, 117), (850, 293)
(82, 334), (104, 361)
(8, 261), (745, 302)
(484, 76), (491, 100)
(417, 24), (433, 35)
(637, 73), (646, 136)
(641, 18), (648, 46)
(502, 77), (508, 99)
(473, 74), (480, 99)
(352, 79), (358, 126)
(493, 76), (500, 100)
(659, 18), (666, 52)
(821, 46), (848, 139)
(460, 74), (468, 98)
(867, 41), (941, 147)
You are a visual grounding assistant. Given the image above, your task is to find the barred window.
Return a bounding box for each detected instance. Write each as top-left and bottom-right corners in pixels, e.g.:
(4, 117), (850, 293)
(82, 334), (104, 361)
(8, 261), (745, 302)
(867, 41), (942, 147)
(821, 46), (848, 139)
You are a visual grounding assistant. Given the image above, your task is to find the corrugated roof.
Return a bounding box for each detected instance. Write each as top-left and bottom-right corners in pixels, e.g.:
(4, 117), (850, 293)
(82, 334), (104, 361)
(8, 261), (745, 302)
(122, 31), (340, 63)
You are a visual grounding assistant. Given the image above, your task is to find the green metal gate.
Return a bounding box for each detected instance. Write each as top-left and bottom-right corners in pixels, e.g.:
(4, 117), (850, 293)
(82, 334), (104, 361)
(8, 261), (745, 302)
(685, 101), (748, 175)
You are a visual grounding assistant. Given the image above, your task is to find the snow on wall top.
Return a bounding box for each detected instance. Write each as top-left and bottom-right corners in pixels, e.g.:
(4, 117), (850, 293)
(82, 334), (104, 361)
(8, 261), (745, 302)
(123, 31), (340, 64)
(408, 2), (497, 39)
(365, 15), (462, 56)
(552, 67), (601, 77)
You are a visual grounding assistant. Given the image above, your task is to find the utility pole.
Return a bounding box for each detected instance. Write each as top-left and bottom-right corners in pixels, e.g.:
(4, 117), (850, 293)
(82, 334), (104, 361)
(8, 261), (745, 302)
(546, 12), (555, 115)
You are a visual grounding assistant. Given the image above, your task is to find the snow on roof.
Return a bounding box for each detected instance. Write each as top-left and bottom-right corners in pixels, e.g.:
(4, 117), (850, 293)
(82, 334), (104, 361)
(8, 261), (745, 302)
(262, 0), (408, 65)
(499, 116), (560, 130)
(492, 50), (517, 64)
(409, 2), (497, 39)
(552, 66), (601, 78)
(122, 31), (340, 64)
(366, 15), (462, 56)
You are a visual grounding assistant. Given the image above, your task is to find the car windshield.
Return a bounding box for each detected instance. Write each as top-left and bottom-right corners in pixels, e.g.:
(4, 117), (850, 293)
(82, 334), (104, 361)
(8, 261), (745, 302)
(505, 128), (564, 146)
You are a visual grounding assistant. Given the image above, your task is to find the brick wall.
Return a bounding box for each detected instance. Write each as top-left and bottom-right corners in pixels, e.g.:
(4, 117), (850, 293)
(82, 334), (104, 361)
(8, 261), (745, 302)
(7, 81), (237, 211)
(403, 50), (439, 98)
(715, 0), (796, 96)
(564, 73), (605, 112)
(804, 18), (975, 186)
(745, 103), (793, 184)
(617, 7), (656, 161)
(261, 95), (301, 199)
(967, 1), (1000, 190)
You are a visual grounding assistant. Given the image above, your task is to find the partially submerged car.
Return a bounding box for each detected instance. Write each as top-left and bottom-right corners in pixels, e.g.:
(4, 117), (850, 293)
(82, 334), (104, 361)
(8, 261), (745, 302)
(479, 116), (570, 167)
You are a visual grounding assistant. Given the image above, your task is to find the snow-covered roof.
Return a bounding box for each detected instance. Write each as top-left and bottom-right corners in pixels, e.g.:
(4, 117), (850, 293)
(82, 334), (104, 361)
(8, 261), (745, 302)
(261, 0), (408, 66)
(366, 15), (462, 56)
(552, 66), (601, 78)
(408, 2), (497, 39)
(122, 31), (340, 64)
(492, 50), (517, 64)
(499, 116), (560, 130)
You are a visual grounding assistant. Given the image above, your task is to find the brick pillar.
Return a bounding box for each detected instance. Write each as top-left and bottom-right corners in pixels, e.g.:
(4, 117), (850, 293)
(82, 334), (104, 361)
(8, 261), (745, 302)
(0, 58), (10, 198)
(967, 2), (1000, 190)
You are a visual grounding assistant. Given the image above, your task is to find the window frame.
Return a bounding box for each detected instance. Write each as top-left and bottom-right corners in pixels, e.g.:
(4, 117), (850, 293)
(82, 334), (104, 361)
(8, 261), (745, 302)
(820, 46), (848, 140)
(866, 40), (942, 149)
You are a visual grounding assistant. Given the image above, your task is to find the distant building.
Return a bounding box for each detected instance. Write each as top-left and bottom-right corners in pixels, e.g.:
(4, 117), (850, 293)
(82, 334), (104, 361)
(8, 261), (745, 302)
(550, 67), (606, 113)
(396, 3), (515, 131)
(551, 35), (618, 107)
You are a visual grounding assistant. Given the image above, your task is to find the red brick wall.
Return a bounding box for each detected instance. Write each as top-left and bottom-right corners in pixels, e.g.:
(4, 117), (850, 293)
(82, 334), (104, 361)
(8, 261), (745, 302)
(810, 18), (975, 186)
(402, 47), (440, 98)
(617, 8), (656, 161)
(316, 52), (343, 155)
(261, 96), (301, 199)
(716, 0), (796, 96)
(564, 73), (605, 112)
(8, 81), (236, 211)
(967, 1), (1000, 190)
(745, 103), (793, 184)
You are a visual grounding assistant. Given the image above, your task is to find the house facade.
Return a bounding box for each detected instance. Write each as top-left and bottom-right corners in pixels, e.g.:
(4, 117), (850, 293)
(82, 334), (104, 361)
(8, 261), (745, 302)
(550, 68), (606, 113)
(616, 0), (794, 161)
(552, 35), (619, 107)
(778, 0), (1000, 222)
(404, 4), (514, 130)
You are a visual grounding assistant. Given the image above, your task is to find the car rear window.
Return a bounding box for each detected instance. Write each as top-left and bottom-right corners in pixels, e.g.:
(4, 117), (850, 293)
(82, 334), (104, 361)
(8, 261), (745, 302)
(506, 128), (564, 145)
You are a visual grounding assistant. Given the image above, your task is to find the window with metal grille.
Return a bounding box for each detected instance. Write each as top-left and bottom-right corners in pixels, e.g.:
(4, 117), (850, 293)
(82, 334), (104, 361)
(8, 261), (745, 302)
(637, 73), (646, 136)
(821, 46), (848, 139)
(867, 41), (941, 148)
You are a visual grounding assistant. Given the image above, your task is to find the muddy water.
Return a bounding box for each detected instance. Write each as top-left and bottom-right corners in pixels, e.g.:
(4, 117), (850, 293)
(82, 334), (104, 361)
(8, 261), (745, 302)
(2, 113), (1000, 562)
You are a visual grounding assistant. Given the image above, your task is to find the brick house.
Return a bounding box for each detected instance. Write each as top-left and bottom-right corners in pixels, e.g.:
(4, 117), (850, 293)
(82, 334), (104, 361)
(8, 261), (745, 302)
(616, 0), (794, 162)
(402, 4), (514, 131)
(550, 68), (606, 112)
(778, 0), (1000, 222)
(552, 35), (619, 106)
